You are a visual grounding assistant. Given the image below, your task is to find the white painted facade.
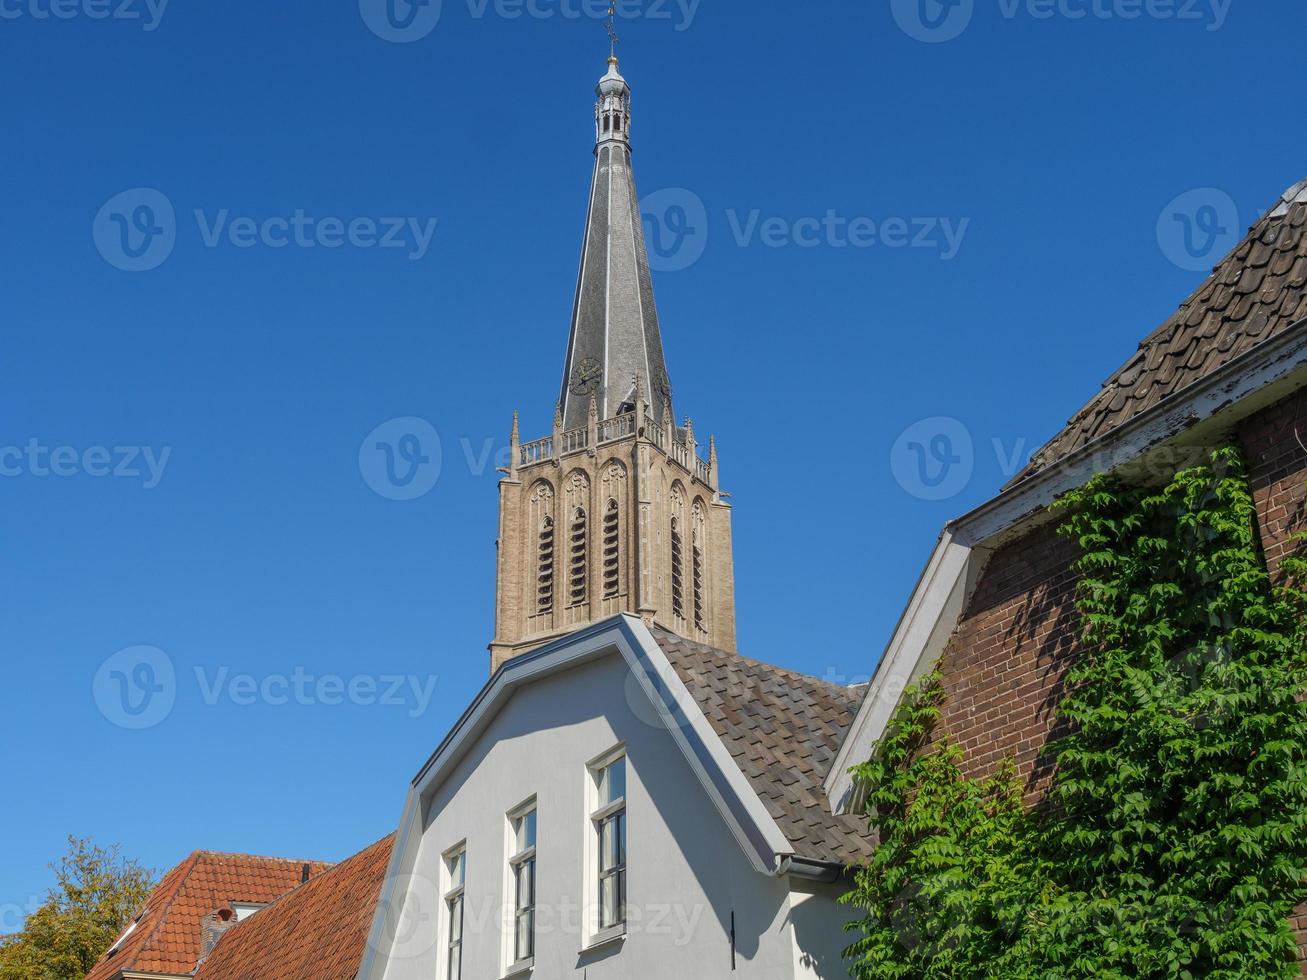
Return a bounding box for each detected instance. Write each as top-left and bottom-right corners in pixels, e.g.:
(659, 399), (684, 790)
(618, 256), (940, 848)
(363, 618), (855, 980)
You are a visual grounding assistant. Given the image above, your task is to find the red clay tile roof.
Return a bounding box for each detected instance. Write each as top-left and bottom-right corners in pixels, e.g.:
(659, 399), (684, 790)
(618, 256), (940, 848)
(1014, 180), (1307, 486)
(85, 851), (332, 980)
(653, 630), (876, 866)
(192, 834), (394, 980)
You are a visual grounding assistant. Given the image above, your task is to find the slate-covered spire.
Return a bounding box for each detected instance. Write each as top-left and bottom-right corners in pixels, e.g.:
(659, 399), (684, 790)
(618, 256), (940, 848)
(558, 55), (674, 431)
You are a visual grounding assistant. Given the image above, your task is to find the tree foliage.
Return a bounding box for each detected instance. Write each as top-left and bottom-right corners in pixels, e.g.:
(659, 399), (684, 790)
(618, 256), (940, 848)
(0, 837), (155, 980)
(843, 447), (1307, 978)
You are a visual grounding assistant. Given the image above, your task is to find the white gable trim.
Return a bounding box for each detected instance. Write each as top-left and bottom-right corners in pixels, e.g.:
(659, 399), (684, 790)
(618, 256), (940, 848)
(826, 319), (1307, 811)
(357, 615), (795, 980)
(825, 531), (982, 810)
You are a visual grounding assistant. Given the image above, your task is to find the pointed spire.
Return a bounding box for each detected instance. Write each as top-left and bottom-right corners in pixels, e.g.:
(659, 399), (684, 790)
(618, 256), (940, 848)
(558, 54), (673, 432)
(509, 411), (521, 476)
(554, 401), (564, 430)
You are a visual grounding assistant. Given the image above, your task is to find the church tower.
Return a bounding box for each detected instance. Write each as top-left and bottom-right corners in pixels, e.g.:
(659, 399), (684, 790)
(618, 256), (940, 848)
(490, 54), (737, 671)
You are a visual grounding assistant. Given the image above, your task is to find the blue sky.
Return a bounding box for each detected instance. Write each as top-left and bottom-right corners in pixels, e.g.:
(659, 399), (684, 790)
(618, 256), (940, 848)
(0, 0), (1300, 921)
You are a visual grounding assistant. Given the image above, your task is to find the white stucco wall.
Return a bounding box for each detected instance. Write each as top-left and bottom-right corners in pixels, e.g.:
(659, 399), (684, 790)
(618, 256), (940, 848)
(378, 651), (855, 980)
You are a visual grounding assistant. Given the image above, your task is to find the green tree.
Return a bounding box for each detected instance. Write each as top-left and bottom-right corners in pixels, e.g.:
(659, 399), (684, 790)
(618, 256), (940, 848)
(0, 837), (155, 980)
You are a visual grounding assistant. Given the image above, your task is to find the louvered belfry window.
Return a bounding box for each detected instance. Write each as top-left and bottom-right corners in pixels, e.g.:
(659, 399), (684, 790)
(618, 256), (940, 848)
(603, 500), (620, 598)
(670, 516), (685, 619)
(692, 536), (705, 633)
(570, 507), (588, 605)
(537, 517), (555, 614)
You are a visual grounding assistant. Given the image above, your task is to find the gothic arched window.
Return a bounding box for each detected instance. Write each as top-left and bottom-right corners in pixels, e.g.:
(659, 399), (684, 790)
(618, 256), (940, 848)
(569, 507), (588, 606)
(537, 517), (555, 614)
(603, 499), (620, 598)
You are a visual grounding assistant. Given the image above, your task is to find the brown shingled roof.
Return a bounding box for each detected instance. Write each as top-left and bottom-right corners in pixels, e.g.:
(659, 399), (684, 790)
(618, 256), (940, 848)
(1015, 180), (1307, 485)
(652, 629), (875, 866)
(193, 834), (394, 980)
(85, 851), (332, 980)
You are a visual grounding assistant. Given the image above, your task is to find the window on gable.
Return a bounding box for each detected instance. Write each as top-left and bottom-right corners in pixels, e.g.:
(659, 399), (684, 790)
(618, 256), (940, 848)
(444, 846), (466, 980)
(508, 804), (537, 965)
(590, 753), (627, 935)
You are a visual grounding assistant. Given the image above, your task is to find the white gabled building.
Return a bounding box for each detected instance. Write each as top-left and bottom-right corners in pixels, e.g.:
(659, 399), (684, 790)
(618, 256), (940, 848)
(361, 617), (869, 980)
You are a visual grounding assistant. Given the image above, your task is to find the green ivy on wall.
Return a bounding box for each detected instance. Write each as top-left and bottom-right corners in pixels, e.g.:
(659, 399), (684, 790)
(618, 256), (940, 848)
(842, 447), (1307, 979)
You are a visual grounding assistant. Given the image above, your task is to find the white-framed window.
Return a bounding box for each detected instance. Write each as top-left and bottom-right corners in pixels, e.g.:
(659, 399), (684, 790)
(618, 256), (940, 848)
(508, 801), (537, 967)
(443, 844), (467, 980)
(589, 750), (627, 939)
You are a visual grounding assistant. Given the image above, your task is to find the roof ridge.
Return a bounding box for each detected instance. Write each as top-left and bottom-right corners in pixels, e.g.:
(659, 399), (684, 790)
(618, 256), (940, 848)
(193, 849), (334, 866)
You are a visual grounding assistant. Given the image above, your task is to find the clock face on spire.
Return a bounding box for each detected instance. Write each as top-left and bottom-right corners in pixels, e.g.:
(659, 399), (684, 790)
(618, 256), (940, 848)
(569, 358), (603, 397)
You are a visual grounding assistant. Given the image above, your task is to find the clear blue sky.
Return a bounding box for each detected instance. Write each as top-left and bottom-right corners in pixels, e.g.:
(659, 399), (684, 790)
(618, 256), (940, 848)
(1, 0), (1300, 921)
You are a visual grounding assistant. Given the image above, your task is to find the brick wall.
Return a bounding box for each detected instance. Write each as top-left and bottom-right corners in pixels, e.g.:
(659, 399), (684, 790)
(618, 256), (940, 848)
(932, 388), (1307, 966)
(934, 520), (1081, 802)
(1237, 388), (1307, 970)
(1238, 388), (1307, 582)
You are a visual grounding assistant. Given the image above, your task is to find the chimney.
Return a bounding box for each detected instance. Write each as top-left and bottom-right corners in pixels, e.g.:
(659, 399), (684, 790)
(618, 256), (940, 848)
(301, 862), (311, 884)
(197, 907), (237, 967)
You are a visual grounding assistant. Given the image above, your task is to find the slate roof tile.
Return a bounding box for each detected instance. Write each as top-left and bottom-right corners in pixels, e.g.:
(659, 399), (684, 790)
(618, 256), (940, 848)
(652, 630), (875, 867)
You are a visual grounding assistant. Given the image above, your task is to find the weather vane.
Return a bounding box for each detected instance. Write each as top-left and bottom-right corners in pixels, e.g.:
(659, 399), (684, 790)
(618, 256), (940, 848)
(606, 3), (620, 58)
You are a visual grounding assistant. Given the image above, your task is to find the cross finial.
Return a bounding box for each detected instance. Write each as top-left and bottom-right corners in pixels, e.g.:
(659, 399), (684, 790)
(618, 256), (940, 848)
(606, 3), (619, 59)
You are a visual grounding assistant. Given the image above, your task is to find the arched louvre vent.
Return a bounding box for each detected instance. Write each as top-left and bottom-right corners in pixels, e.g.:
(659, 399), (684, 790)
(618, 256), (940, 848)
(603, 500), (620, 597)
(570, 508), (588, 605)
(671, 516), (685, 620)
(537, 517), (555, 613)
(692, 537), (705, 633)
